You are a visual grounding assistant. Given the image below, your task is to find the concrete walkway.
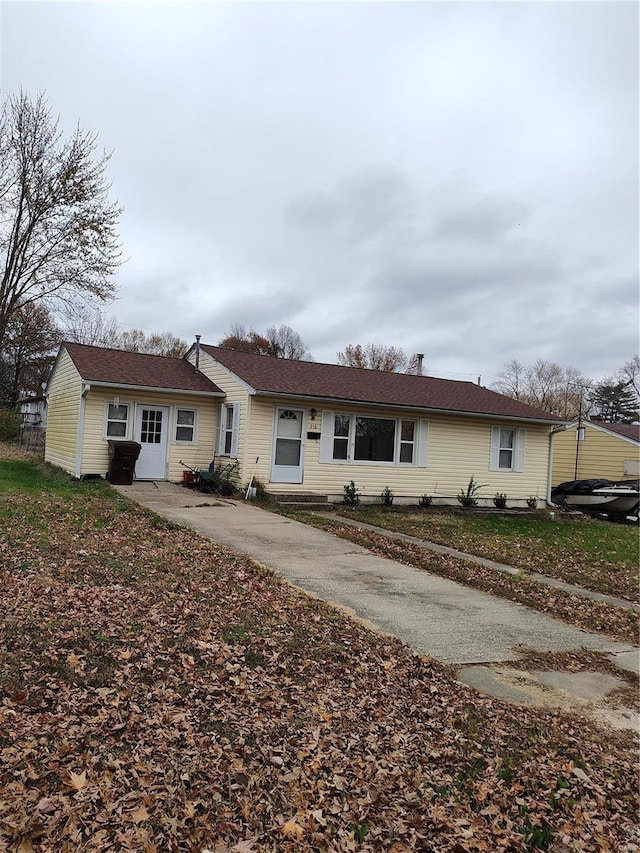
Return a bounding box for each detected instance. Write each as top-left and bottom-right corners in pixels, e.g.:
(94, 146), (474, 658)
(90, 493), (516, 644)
(116, 483), (638, 676)
(311, 512), (640, 613)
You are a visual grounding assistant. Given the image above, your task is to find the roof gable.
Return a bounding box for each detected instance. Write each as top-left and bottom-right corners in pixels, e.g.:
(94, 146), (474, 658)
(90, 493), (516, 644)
(200, 345), (561, 422)
(583, 420), (640, 444)
(60, 343), (223, 395)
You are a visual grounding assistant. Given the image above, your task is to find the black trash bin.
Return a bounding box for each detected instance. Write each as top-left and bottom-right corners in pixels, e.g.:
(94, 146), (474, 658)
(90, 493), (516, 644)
(107, 441), (141, 485)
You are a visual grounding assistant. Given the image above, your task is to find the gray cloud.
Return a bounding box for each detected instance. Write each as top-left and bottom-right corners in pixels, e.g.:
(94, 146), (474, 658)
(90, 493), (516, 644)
(1, 1), (637, 383)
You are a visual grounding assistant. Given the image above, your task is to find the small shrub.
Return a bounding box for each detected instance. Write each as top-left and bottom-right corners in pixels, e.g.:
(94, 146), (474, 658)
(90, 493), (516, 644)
(343, 480), (361, 507)
(526, 495), (538, 510)
(457, 476), (484, 508)
(0, 410), (20, 442)
(493, 492), (507, 509)
(205, 459), (240, 496)
(419, 493), (433, 508)
(380, 486), (394, 507)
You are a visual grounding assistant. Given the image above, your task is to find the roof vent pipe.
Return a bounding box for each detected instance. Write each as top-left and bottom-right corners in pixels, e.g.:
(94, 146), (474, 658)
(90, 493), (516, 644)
(195, 335), (201, 371)
(416, 353), (424, 376)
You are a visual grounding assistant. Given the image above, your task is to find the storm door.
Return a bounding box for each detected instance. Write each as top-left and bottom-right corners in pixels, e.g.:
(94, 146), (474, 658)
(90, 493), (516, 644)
(270, 408), (304, 483)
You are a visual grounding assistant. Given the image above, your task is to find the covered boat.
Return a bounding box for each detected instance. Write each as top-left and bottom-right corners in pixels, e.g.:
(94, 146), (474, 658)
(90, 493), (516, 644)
(551, 478), (640, 519)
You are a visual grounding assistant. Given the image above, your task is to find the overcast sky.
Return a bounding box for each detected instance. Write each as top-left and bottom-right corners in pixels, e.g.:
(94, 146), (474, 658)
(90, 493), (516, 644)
(1, 1), (638, 384)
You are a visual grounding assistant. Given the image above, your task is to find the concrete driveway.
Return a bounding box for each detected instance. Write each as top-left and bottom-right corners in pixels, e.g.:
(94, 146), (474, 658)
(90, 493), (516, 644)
(117, 483), (636, 672)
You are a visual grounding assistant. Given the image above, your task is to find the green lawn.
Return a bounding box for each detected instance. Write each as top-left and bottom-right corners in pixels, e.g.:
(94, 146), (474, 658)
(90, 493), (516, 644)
(1, 449), (639, 852)
(328, 506), (639, 603)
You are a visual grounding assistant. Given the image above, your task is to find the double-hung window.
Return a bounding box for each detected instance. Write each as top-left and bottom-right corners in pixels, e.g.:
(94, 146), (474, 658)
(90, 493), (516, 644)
(321, 412), (428, 466)
(498, 428), (514, 469)
(399, 420), (415, 463)
(332, 415), (350, 460)
(175, 409), (196, 443)
(490, 426), (526, 472)
(106, 403), (129, 438)
(216, 403), (240, 457)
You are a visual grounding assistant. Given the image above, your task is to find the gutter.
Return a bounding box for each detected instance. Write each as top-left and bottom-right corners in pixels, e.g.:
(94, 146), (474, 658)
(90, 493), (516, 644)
(546, 423), (572, 506)
(81, 380), (224, 398)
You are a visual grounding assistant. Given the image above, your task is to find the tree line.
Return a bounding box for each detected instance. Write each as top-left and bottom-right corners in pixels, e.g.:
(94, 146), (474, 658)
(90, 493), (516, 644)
(492, 356), (639, 424)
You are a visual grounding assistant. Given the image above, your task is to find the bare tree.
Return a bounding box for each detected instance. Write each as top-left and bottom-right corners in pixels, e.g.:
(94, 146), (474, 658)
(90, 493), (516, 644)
(493, 359), (526, 400)
(264, 324), (314, 360)
(619, 355), (640, 400)
(61, 303), (120, 347)
(492, 358), (591, 419)
(0, 90), (122, 352)
(219, 323), (313, 360)
(336, 343), (419, 373)
(115, 329), (188, 357)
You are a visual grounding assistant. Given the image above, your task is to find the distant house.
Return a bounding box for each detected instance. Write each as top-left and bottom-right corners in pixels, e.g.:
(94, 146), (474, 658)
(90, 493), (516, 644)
(18, 395), (47, 427)
(45, 340), (563, 504)
(552, 420), (640, 485)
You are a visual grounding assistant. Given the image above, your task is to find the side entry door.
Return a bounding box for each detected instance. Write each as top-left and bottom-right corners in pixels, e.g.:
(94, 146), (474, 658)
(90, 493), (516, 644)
(134, 406), (169, 480)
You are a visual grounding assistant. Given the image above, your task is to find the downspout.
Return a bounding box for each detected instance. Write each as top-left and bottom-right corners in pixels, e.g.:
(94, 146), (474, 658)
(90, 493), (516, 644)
(546, 423), (571, 506)
(75, 383), (91, 479)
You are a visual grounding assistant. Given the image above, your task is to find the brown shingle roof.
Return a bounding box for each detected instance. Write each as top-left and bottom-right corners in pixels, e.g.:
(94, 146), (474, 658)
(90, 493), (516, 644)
(589, 421), (640, 443)
(61, 343), (223, 395)
(201, 345), (561, 422)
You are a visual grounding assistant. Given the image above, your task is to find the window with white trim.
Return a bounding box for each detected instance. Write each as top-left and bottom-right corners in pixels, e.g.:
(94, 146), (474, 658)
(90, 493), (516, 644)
(321, 411), (427, 466)
(106, 403), (129, 438)
(216, 403), (240, 457)
(490, 426), (526, 472)
(175, 409), (196, 443)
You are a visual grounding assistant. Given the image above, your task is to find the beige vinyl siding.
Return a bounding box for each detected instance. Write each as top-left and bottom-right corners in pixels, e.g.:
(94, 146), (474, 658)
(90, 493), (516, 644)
(80, 389), (217, 480)
(44, 349), (82, 474)
(552, 425), (640, 484)
(248, 397), (550, 504)
(187, 352), (252, 481)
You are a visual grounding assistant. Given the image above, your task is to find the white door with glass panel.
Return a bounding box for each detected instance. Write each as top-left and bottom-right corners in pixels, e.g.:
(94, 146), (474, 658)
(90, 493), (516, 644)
(134, 406), (169, 479)
(270, 408), (304, 483)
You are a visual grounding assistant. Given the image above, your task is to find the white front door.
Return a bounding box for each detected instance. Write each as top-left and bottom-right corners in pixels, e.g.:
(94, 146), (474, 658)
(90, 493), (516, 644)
(134, 406), (169, 480)
(270, 407), (304, 483)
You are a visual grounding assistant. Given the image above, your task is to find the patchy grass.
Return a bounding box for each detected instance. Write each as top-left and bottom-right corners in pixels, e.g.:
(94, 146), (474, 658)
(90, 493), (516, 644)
(324, 505), (640, 604)
(1, 452), (639, 852)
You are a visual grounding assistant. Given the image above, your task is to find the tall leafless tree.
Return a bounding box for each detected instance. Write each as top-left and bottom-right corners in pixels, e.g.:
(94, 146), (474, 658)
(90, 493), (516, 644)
(219, 323), (313, 360)
(0, 90), (122, 352)
(493, 358), (591, 419)
(336, 343), (421, 374)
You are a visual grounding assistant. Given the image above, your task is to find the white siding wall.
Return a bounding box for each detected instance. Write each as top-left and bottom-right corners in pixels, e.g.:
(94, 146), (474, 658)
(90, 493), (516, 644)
(248, 397), (551, 504)
(44, 350), (82, 474)
(80, 389), (217, 480)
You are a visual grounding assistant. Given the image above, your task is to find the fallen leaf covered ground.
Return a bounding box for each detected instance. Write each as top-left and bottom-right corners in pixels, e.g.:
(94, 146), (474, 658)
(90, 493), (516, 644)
(1, 452), (639, 852)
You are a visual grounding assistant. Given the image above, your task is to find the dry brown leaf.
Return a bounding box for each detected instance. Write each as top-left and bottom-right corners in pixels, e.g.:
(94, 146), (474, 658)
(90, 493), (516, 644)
(67, 770), (88, 791)
(280, 819), (305, 839)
